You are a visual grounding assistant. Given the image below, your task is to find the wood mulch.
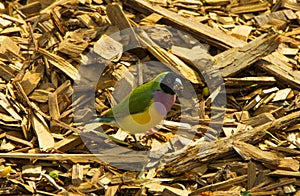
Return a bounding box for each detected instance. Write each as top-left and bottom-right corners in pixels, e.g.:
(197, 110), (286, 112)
(0, 0), (300, 195)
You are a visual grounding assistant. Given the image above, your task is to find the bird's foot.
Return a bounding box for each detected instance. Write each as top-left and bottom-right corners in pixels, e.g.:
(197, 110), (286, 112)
(128, 134), (151, 151)
(146, 129), (156, 135)
(130, 142), (151, 151)
(152, 132), (168, 142)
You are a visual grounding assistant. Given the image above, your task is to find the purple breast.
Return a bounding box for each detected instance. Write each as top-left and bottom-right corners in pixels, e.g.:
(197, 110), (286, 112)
(153, 91), (176, 115)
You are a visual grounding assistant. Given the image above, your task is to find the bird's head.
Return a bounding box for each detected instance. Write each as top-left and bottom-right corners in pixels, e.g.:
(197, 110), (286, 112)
(159, 72), (183, 95)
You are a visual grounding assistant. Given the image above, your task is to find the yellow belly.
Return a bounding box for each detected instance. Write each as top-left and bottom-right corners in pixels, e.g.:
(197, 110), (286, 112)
(116, 102), (167, 134)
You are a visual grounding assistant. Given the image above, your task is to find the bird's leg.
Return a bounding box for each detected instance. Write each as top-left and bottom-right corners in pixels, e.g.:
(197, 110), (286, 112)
(129, 134), (151, 151)
(132, 134), (138, 143)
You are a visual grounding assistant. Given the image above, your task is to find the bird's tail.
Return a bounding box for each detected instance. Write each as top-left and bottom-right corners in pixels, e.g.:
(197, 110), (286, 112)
(93, 117), (115, 123)
(74, 117), (115, 127)
(85, 117), (115, 125)
(77, 117), (116, 131)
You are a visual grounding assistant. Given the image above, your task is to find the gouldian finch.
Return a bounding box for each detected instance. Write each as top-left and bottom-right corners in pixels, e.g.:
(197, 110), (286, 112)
(96, 72), (183, 135)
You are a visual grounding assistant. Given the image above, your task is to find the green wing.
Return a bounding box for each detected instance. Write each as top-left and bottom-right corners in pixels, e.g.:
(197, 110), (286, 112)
(103, 72), (168, 119)
(104, 81), (160, 119)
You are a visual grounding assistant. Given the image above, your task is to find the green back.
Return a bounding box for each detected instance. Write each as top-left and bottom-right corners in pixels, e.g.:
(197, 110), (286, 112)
(104, 73), (166, 119)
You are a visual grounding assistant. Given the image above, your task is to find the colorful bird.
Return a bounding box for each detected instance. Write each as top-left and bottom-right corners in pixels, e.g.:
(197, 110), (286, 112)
(95, 72), (183, 135)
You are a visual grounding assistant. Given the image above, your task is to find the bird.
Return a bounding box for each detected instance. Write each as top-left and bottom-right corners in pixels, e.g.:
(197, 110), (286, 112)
(93, 71), (183, 135)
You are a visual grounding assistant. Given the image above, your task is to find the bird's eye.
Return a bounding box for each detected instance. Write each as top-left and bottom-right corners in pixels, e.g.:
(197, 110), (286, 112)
(166, 78), (172, 83)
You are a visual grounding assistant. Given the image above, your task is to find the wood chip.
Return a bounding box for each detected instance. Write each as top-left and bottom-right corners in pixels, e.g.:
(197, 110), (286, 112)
(231, 25), (253, 41)
(72, 163), (84, 186)
(38, 48), (79, 82)
(22, 165), (42, 178)
(94, 34), (123, 62)
(30, 112), (54, 151)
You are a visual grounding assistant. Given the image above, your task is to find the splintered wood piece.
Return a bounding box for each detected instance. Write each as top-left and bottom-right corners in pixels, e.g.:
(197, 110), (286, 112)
(162, 187), (189, 196)
(0, 13), (25, 24)
(19, 1), (42, 16)
(259, 178), (296, 191)
(22, 165), (42, 178)
(145, 182), (189, 195)
(106, 3), (140, 49)
(222, 127), (238, 137)
(138, 30), (202, 84)
(51, 6), (66, 35)
(178, 9), (201, 17)
(230, 1), (270, 14)
(0, 62), (16, 81)
(0, 93), (22, 121)
(113, 129), (129, 141)
(279, 47), (299, 56)
(281, 0), (300, 11)
(54, 134), (82, 152)
(254, 10), (287, 27)
(99, 173), (113, 185)
(106, 3), (132, 30)
(77, 14), (98, 28)
(283, 184), (297, 194)
(1, 27), (23, 35)
(218, 16), (234, 25)
(5, 134), (33, 148)
(0, 17), (12, 28)
(94, 34), (123, 62)
(241, 113), (275, 127)
(0, 141), (15, 151)
(212, 33), (278, 78)
(0, 153), (92, 161)
(29, 89), (51, 103)
(278, 158), (300, 172)
(268, 170), (300, 177)
(54, 80), (73, 113)
(247, 161), (256, 189)
(158, 110), (300, 175)
(30, 112), (54, 151)
(41, 173), (65, 191)
(58, 31), (89, 57)
(140, 13), (163, 24)
(72, 163), (83, 186)
(205, 0), (229, 5)
(258, 53), (300, 90)
(149, 140), (169, 159)
(21, 116), (29, 140)
(48, 92), (60, 132)
(125, 0), (245, 49)
(20, 63), (44, 95)
(269, 146), (300, 155)
(263, 18), (287, 30)
(225, 77), (276, 86)
(262, 87), (279, 95)
(122, 171), (137, 183)
(0, 112), (20, 125)
(283, 9), (297, 20)
(243, 95), (261, 111)
(9, 179), (35, 193)
(284, 28), (300, 37)
(190, 175), (248, 195)
(38, 48), (79, 82)
(105, 185), (119, 196)
(231, 25), (253, 41)
(233, 141), (279, 167)
(111, 65), (136, 103)
(170, 45), (214, 75)
(234, 111), (250, 122)
(0, 36), (21, 61)
(203, 34), (278, 88)
(272, 88), (293, 102)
